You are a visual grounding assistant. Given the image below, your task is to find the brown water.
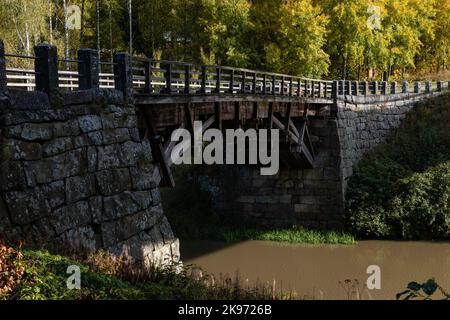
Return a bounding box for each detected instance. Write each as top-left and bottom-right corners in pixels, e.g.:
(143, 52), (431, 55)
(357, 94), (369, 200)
(182, 240), (450, 300)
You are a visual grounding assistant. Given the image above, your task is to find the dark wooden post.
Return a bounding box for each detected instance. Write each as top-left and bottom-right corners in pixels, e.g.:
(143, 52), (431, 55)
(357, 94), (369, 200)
(0, 40), (7, 94)
(371, 81), (378, 95)
(363, 81), (369, 96)
(184, 64), (191, 94)
(113, 52), (133, 100)
(201, 65), (207, 94)
(391, 81), (397, 94)
(144, 60), (153, 94)
(281, 76), (285, 96)
(77, 48), (99, 90)
(353, 81), (359, 96)
(297, 78), (301, 97)
(252, 72), (257, 94)
(34, 44), (59, 97)
(414, 81), (420, 93)
(272, 75), (276, 95)
(402, 81), (409, 93)
(437, 81), (443, 92)
(241, 71), (246, 94)
(425, 81), (431, 93)
(262, 74), (267, 95)
(216, 67), (221, 94)
(229, 69), (235, 94)
(381, 81), (387, 95)
(331, 80), (338, 117)
(289, 77), (293, 96)
(160, 63), (172, 94)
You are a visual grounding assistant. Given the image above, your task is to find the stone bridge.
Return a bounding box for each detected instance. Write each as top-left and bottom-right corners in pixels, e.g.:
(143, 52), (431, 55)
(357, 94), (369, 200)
(0, 42), (448, 266)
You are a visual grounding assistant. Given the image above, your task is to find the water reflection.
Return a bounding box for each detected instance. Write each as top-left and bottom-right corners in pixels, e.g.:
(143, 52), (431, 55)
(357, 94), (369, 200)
(182, 240), (450, 300)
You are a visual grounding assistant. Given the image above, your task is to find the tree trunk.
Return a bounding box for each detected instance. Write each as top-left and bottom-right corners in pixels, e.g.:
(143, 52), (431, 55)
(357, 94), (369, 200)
(80, 0), (85, 47)
(96, 0), (100, 60)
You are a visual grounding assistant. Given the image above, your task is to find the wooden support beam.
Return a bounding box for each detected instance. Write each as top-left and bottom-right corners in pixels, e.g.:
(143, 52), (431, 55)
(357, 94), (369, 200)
(141, 108), (175, 188)
(184, 103), (194, 135)
(234, 101), (241, 128)
(214, 102), (222, 130)
(284, 102), (292, 140)
(267, 102), (274, 130)
(252, 101), (258, 120)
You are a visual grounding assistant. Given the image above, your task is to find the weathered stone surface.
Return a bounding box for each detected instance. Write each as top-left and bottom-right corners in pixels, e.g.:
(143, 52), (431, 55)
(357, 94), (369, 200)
(103, 191), (152, 221)
(55, 119), (80, 137)
(0, 89), (179, 267)
(4, 139), (42, 161)
(78, 115), (102, 133)
(42, 137), (73, 156)
(96, 168), (132, 196)
(65, 175), (96, 203)
(21, 123), (54, 141)
(102, 206), (164, 247)
(51, 201), (91, 235)
(4, 189), (51, 225)
(32, 149), (83, 183)
(41, 180), (65, 208)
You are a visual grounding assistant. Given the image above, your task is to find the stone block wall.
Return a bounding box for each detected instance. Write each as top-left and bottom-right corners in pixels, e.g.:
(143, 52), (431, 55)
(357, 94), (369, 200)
(199, 92), (445, 229)
(0, 89), (179, 267)
(337, 92), (444, 191)
(199, 118), (344, 229)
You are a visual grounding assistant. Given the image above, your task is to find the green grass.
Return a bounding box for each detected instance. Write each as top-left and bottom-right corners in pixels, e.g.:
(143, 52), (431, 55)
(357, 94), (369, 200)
(1, 243), (293, 300)
(172, 223), (355, 245)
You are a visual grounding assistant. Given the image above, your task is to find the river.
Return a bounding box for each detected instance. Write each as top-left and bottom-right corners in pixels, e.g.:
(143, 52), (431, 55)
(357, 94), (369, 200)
(182, 240), (450, 300)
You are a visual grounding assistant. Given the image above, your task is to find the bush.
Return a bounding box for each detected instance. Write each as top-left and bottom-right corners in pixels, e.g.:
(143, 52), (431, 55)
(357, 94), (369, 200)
(346, 94), (450, 239)
(0, 242), (25, 296)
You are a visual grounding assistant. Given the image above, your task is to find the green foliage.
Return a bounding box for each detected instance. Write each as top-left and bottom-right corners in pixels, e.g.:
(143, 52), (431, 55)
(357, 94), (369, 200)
(397, 279), (449, 300)
(2, 0), (449, 79)
(0, 243), (293, 300)
(346, 95), (450, 239)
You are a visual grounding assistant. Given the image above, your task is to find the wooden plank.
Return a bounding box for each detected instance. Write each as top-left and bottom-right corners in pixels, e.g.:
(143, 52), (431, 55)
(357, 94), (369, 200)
(234, 101), (241, 128)
(214, 102), (222, 130)
(141, 108), (175, 188)
(267, 102), (274, 130)
(134, 94), (332, 105)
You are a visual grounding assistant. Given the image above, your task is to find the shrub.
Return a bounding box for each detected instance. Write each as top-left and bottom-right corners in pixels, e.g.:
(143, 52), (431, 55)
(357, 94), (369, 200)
(0, 242), (25, 296)
(346, 94), (450, 239)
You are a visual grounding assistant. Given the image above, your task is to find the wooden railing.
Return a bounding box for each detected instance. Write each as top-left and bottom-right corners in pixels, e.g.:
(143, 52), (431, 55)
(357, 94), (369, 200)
(1, 40), (449, 100)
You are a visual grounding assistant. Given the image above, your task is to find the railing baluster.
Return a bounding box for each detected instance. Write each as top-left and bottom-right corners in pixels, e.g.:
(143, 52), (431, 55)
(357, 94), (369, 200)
(289, 77), (293, 96)
(216, 67), (221, 94)
(262, 73), (267, 95)
(272, 75), (276, 95)
(252, 72), (257, 94)
(229, 69), (235, 94)
(241, 71), (246, 94)
(144, 59), (152, 94)
(201, 65), (206, 94)
(184, 64), (191, 94)
(0, 40), (7, 93)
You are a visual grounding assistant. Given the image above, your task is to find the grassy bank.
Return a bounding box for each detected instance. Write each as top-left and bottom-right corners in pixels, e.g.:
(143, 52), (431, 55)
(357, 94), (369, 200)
(0, 241), (292, 300)
(161, 170), (355, 245)
(346, 94), (450, 239)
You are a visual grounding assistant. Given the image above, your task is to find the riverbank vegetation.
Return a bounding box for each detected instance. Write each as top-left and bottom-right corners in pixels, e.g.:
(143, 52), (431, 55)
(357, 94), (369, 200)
(1, 0), (449, 80)
(346, 94), (450, 239)
(161, 172), (355, 245)
(0, 241), (293, 300)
